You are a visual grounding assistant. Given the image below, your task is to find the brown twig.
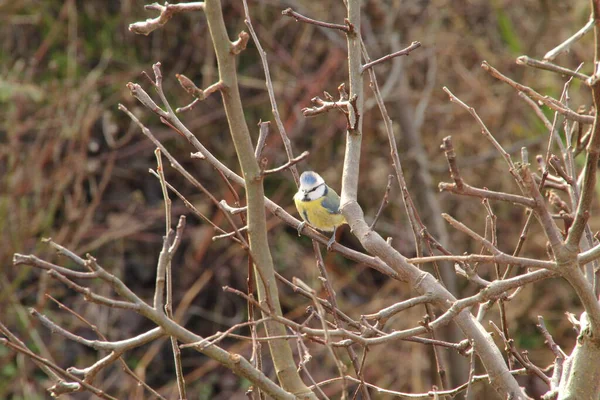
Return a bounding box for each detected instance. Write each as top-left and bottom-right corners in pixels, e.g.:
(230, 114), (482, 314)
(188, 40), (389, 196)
(177, 76), (223, 100)
(361, 41), (421, 72)
(46, 269), (141, 310)
(175, 79), (224, 113)
(148, 169), (244, 245)
(537, 316), (565, 398)
(439, 181), (535, 208)
(441, 136), (463, 189)
(154, 149), (187, 400)
(408, 254), (555, 270)
(516, 56), (590, 81)
(119, 104), (250, 249)
(441, 213), (554, 269)
(274, 272), (361, 330)
(128, 2), (205, 36)
(263, 151), (309, 175)
(295, 278), (348, 398)
(544, 17), (595, 61)
(0, 336), (118, 399)
(281, 8), (353, 33)
(244, 1), (302, 185)
(312, 369), (530, 398)
(362, 294), (434, 323)
(301, 93), (354, 118)
(361, 41), (424, 258)
(369, 174), (393, 230)
(44, 295), (167, 399)
(181, 318), (270, 350)
(481, 61), (594, 125)
(255, 121), (271, 160)
(490, 322), (551, 386)
(537, 316), (567, 360)
(548, 155), (574, 185)
(443, 86), (521, 183)
(19, 244), (297, 399)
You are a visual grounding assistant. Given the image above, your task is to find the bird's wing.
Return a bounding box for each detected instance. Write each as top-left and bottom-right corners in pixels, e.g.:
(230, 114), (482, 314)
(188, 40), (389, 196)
(321, 190), (341, 214)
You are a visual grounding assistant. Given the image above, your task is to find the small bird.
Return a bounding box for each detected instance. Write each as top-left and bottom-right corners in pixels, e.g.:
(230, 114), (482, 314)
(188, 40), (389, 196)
(294, 171), (346, 250)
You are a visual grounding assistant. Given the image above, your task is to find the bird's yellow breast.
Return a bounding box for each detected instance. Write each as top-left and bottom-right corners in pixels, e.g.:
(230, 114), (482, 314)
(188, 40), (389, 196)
(294, 197), (346, 232)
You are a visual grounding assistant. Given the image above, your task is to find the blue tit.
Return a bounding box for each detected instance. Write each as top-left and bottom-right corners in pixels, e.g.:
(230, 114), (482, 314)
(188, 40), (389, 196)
(294, 171), (346, 250)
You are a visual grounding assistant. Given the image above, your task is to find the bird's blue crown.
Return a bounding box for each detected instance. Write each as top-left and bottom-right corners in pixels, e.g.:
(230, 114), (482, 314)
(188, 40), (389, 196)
(300, 172), (318, 186)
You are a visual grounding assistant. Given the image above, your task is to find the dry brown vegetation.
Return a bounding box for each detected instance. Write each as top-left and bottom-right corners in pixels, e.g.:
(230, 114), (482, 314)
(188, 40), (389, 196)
(2, 1), (599, 399)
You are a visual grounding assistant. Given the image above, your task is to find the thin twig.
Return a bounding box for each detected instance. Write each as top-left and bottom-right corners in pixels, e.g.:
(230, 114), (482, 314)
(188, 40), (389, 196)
(282, 8), (353, 33)
(154, 149), (187, 400)
(481, 61), (593, 125)
(0, 337), (118, 399)
(361, 41), (421, 72)
(129, 2), (205, 35)
(255, 121), (271, 160)
(443, 86), (521, 183)
(312, 369), (529, 399)
(439, 181), (535, 208)
(516, 56), (589, 81)
(263, 151), (310, 175)
(244, 2), (301, 185)
(489, 322), (550, 386)
(301, 90), (354, 118)
(369, 174), (393, 230)
(119, 104), (249, 249)
(544, 17), (595, 61)
(44, 295), (166, 399)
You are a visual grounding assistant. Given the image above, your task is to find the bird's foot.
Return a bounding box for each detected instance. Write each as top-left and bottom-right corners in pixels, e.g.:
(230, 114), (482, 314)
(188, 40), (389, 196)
(326, 234), (336, 252)
(297, 221), (306, 237)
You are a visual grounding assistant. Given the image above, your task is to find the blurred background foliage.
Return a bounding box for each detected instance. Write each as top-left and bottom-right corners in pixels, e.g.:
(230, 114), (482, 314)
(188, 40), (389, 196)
(0, 0), (597, 399)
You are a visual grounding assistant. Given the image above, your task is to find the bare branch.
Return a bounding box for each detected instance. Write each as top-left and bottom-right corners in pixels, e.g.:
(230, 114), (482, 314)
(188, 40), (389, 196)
(0, 334), (118, 399)
(301, 93), (355, 118)
(255, 121), (271, 160)
(443, 86), (522, 188)
(244, 1), (302, 185)
(439, 181), (536, 208)
(369, 174), (393, 230)
(516, 56), (589, 81)
(263, 151), (310, 175)
(281, 8), (353, 33)
(544, 17), (594, 61)
(361, 41), (421, 72)
(129, 2), (205, 36)
(481, 62), (594, 125)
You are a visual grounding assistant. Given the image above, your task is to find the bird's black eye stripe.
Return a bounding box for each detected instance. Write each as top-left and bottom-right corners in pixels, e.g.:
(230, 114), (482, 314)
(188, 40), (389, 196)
(307, 183), (324, 193)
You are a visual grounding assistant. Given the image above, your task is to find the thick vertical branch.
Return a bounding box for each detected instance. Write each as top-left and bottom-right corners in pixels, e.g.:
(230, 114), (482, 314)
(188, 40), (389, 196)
(340, 0), (363, 207)
(338, 0), (527, 398)
(525, 3), (600, 398)
(558, 313), (600, 400)
(203, 0), (315, 397)
(566, 0), (600, 250)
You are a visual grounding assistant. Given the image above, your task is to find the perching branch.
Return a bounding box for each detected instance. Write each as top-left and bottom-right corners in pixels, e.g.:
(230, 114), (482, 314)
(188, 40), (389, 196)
(338, 1), (528, 398)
